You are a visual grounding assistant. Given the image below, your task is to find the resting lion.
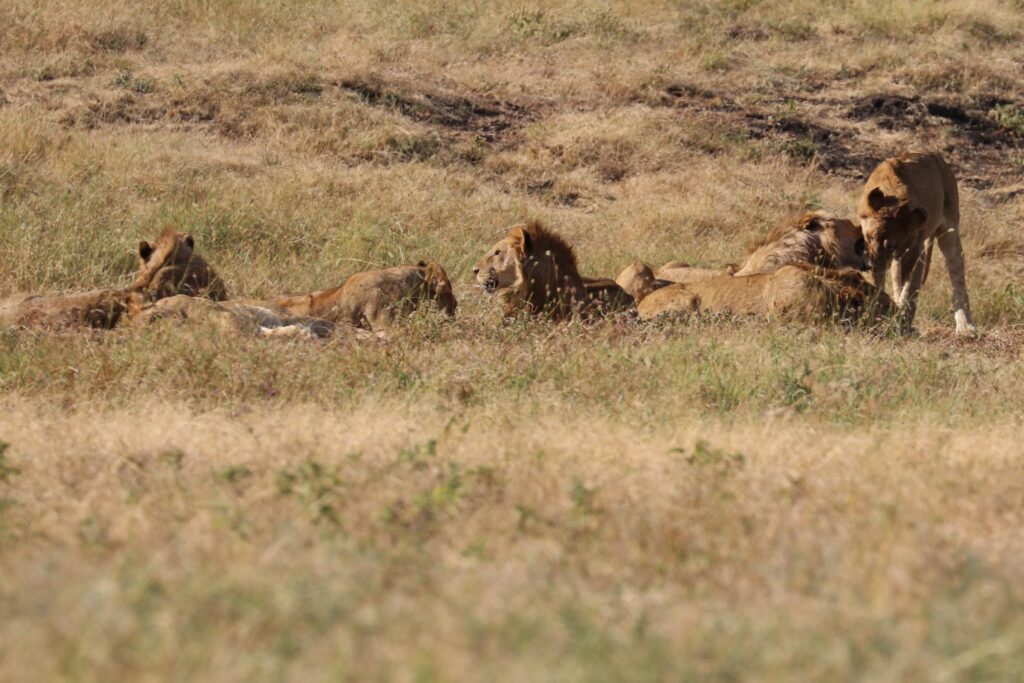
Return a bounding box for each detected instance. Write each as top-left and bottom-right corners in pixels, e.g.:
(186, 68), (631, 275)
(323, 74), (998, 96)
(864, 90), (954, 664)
(133, 228), (229, 305)
(474, 222), (632, 319)
(734, 212), (866, 277)
(473, 222), (589, 320)
(0, 288), (132, 330)
(271, 261), (456, 331)
(0, 229), (228, 330)
(638, 264), (892, 324)
(581, 277), (635, 314)
(137, 295), (336, 339)
(857, 151), (974, 335)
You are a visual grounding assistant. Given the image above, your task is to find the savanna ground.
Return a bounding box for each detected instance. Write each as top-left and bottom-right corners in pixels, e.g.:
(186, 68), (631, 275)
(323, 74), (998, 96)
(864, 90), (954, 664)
(2, 1), (1024, 680)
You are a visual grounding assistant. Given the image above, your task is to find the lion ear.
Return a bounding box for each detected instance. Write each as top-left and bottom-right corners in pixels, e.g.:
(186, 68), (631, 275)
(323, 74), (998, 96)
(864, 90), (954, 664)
(799, 214), (823, 231)
(139, 241), (153, 260)
(416, 260), (428, 268)
(508, 226), (531, 258)
(867, 187), (886, 211)
(183, 233), (195, 249)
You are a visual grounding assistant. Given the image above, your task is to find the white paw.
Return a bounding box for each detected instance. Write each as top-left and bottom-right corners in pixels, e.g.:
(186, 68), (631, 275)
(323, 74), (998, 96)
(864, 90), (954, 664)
(954, 310), (977, 337)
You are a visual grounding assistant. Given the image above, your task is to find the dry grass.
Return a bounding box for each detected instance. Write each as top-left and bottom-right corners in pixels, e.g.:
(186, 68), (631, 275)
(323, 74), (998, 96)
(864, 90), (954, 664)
(2, 0), (1024, 680)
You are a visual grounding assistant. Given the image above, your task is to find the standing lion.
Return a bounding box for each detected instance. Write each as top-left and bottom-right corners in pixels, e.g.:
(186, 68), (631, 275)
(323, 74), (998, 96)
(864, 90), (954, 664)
(857, 151), (975, 335)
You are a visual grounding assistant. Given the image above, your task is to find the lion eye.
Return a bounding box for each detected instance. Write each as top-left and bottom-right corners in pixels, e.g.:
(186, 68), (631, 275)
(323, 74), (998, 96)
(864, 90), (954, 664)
(493, 250), (499, 256)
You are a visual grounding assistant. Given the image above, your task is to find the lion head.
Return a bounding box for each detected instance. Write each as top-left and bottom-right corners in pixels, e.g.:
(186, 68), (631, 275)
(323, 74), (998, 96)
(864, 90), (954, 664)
(133, 229), (228, 303)
(472, 222), (586, 319)
(857, 187), (926, 271)
(614, 261), (670, 302)
(418, 260), (457, 316)
(472, 231), (525, 293)
(735, 212), (866, 276)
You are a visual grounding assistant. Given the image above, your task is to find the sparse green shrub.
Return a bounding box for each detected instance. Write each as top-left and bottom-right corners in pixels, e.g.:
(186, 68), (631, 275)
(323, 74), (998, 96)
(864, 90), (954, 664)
(991, 104), (1024, 136)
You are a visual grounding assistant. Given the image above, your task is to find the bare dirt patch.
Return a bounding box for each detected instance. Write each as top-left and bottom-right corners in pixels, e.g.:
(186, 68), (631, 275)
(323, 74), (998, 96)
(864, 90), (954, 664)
(337, 76), (534, 144)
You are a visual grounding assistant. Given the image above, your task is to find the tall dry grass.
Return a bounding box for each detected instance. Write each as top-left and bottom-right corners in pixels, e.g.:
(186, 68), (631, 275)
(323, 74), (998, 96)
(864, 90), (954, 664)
(2, 0), (1024, 680)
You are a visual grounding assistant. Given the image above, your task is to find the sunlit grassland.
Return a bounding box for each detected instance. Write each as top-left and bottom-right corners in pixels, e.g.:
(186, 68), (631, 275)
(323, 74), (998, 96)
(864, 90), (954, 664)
(2, 0), (1024, 680)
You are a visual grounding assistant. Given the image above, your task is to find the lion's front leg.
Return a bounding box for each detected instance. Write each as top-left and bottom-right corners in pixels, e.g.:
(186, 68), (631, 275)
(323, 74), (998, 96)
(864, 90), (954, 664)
(894, 243), (929, 335)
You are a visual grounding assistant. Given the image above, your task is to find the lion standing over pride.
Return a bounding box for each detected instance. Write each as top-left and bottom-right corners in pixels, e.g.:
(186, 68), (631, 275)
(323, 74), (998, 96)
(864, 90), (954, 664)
(857, 151), (975, 335)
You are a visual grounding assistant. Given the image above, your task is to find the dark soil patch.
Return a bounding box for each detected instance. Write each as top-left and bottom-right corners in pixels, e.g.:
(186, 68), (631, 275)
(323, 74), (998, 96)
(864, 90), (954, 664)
(657, 83), (740, 112)
(925, 99), (1019, 146)
(849, 93), (1023, 146)
(848, 95), (927, 130)
(338, 77), (533, 143)
(745, 113), (876, 176)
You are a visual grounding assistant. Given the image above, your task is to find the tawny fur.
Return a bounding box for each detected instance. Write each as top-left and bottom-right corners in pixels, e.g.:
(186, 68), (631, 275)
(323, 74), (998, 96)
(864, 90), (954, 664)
(138, 295), (336, 338)
(734, 212), (865, 277)
(857, 151), (974, 335)
(1, 229), (228, 330)
(473, 222), (588, 320)
(0, 288), (132, 330)
(133, 228), (228, 305)
(614, 262), (672, 303)
(656, 261), (732, 284)
(271, 261), (456, 331)
(638, 264), (892, 324)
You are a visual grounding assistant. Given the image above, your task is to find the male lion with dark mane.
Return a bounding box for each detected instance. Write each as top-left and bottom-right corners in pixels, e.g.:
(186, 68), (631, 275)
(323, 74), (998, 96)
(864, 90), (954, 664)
(734, 212), (866, 276)
(271, 261), (456, 331)
(473, 221), (633, 319)
(473, 222), (588, 320)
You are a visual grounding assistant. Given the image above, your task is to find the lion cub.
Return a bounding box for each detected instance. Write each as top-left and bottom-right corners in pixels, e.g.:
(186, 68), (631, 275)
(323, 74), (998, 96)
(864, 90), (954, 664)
(857, 151), (974, 335)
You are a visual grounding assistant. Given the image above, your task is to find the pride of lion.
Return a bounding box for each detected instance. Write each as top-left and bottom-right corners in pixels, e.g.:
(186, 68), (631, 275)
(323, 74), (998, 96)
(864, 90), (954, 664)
(0, 151), (978, 338)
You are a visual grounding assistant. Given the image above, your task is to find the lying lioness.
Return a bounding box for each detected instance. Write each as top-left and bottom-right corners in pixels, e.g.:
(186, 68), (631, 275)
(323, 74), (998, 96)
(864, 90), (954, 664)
(0, 229), (227, 330)
(638, 265), (892, 324)
(137, 295), (335, 338)
(655, 261), (730, 284)
(0, 288), (131, 330)
(272, 261), (456, 331)
(857, 151), (975, 335)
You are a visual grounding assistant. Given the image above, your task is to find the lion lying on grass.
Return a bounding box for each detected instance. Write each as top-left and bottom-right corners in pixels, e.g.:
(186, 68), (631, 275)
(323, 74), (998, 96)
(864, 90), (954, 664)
(474, 222), (633, 319)
(0, 229), (228, 330)
(637, 264), (892, 324)
(734, 212), (866, 276)
(133, 228), (229, 305)
(136, 296), (337, 339)
(649, 212), (865, 289)
(617, 212), (873, 313)
(270, 261), (457, 331)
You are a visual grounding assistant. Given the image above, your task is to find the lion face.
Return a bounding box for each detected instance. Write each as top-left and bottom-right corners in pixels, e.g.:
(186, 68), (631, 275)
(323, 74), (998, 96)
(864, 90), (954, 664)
(420, 261), (457, 316)
(858, 188), (926, 270)
(815, 216), (868, 271)
(472, 234), (524, 292)
(136, 230), (228, 302)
